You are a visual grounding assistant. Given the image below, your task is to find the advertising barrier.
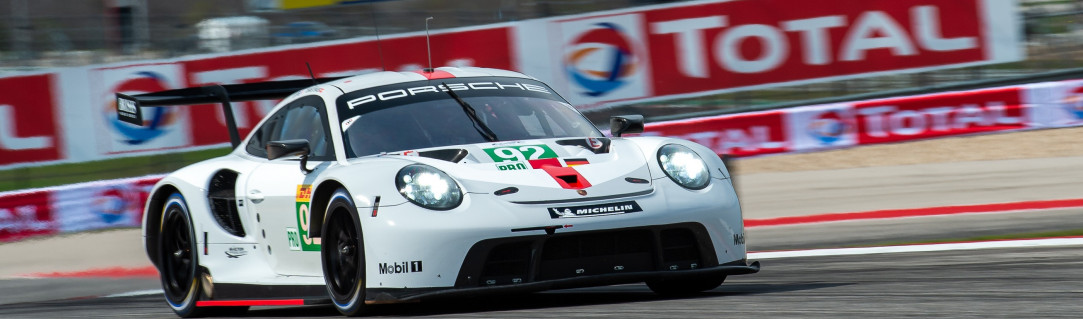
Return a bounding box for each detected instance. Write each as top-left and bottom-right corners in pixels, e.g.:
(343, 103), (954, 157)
(645, 80), (1081, 157)
(3, 78), (1083, 242)
(1, 0), (1024, 169)
(517, 0), (1022, 108)
(0, 176), (161, 243)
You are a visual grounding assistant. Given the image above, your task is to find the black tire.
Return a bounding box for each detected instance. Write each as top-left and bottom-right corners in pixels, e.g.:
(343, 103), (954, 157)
(159, 193), (248, 318)
(321, 189), (367, 316)
(646, 275), (726, 296)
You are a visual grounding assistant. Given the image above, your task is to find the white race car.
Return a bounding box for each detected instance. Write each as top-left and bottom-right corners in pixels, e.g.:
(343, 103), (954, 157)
(118, 67), (758, 317)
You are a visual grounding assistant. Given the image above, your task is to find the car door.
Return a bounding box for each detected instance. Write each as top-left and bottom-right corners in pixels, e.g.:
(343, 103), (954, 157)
(241, 95), (336, 276)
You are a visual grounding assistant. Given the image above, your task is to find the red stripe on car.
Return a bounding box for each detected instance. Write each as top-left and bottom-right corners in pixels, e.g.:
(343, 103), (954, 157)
(415, 70), (456, 80)
(542, 166), (591, 189)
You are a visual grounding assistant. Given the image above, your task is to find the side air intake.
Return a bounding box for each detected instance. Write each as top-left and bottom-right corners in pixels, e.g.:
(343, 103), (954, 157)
(207, 170), (245, 237)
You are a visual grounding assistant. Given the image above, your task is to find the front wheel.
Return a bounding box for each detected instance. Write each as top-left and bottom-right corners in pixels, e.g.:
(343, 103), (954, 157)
(646, 275), (726, 296)
(321, 189), (367, 316)
(159, 193), (248, 317)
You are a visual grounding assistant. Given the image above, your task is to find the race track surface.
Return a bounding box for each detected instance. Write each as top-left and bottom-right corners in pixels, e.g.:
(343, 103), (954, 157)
(1, 150), (1080, 317)
(1, 245), (1080, 318)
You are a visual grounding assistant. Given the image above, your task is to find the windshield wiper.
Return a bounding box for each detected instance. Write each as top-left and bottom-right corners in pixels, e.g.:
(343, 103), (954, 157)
(441, 82), (498, 142)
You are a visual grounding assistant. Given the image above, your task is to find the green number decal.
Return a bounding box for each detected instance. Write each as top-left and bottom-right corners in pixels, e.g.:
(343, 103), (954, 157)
(484, 145), (557, 162)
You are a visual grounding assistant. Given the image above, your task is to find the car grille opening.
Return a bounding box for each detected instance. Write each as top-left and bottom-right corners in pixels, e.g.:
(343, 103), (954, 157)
(479, 241), (533, 285)
(458, 223), (715, 287)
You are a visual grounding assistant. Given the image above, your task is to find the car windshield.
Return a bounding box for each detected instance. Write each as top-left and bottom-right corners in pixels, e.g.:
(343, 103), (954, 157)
(335, 77), (603, 158)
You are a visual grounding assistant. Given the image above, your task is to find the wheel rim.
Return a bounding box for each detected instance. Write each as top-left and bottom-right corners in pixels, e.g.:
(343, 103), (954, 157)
(324, 209), (360, 301)
(161, 205), (195, 303)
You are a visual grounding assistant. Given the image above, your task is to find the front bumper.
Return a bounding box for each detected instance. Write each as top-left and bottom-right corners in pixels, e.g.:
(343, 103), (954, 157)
(360, 177), (748, 294)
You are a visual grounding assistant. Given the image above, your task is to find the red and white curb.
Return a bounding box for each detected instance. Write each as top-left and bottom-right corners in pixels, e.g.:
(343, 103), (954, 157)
(746, 198), (1083, 227)
(748, 236), (1083, 259)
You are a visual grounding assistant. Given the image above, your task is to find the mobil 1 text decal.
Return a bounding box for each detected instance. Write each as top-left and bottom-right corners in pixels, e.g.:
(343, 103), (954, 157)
(549, 201), (643, 219)
(379, 261), (423, 274)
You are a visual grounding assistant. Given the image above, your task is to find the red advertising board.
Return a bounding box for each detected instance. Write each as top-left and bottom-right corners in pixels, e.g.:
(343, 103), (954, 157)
(646, 0), (994, 96)
(0, 191), (56, 242)
(183, 27), (515, 146)
(545, 0), (1018, 106)
(853, 87), (1026, 144)
(0, 74), (62, 166)
(644, 110), (790, 157)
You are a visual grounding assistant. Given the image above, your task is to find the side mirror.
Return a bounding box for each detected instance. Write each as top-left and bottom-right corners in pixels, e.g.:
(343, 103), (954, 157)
(267, 139), (314, 174)
(609, 115), (644, 137)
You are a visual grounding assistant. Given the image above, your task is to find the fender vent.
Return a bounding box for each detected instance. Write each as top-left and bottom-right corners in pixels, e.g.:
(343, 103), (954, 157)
(208, 170), (245, 237)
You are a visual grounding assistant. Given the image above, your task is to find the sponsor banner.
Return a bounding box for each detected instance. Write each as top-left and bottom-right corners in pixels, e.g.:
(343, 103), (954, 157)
(0, 175), (161, 242)
(0, 191), (56, 242)
(853, 87), (1026, 144)
(1023, 80), (1083, 128)
(643, 110), (790, 157)
(89, 63), (190, 155)
(786, 103), (858, 151)
(0, 74), (63, 166)
(50, 176), (157, 233)
(525, 0), (1022, 108)
(182, 26), (515, 146)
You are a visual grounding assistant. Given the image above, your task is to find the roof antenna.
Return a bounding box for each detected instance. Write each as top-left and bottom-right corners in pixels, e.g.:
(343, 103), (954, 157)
(425, 16), (434, 72)
(370, 7), (386, 71)
(305, 62), (318, 85)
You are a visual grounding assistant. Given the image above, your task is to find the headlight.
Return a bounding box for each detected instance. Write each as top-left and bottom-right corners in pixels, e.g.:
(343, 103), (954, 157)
(657, 144), (710, 190)
(396, 164), (463, 210)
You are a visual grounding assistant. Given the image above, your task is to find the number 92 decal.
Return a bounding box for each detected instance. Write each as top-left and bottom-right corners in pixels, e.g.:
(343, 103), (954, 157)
(483, 144), (557, 162)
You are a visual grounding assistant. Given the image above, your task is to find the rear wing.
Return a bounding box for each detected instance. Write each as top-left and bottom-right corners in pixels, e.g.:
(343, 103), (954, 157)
(115, 77), (343, 148)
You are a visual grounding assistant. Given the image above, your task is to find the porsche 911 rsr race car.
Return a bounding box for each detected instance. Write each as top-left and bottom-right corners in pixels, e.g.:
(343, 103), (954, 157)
(117, 67), (759, 317)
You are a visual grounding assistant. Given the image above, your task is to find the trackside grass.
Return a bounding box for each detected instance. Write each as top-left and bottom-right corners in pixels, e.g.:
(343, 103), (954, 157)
(0, 147), (229, 193)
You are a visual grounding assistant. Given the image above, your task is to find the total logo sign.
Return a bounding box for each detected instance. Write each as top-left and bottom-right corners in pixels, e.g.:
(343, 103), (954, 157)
(786, 103), (857, 151)
(96, 64), (189, 154)
(559, 14), (651, 105)
(854, 87), (1027, 144)
(1060, 85), (1083, 123)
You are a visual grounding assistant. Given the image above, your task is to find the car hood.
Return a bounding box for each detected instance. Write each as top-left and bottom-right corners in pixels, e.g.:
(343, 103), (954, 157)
(395, 137), (655, 204)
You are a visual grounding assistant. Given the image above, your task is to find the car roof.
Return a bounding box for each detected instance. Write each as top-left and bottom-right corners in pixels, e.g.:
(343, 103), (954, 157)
(326, 67), (536, 94)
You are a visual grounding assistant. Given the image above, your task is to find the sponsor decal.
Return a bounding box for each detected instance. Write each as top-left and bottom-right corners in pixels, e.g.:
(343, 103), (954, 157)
(733, 233), (745, 246)
(378, 261), (423, 274)
(559, 14), (650, 104)
(564, 22), (640, 97)
(91, 187), (139, 225)
(286, 227), (302, 251)
(105, 70), (181, 145)
(1062, 86), (1083, 121)
(587, 137), (605, 149)
(115, 96), (142, 126)
(496, 162), (529, 171)
(548, 201), (642, 219)
(484, 144), (558, 162)
(346, 81), (551, 109)
(807, 110), (855, 145)
(556, 137), (610, 154)
(225, 246), (248, 258)
(293, 185), (320, 251)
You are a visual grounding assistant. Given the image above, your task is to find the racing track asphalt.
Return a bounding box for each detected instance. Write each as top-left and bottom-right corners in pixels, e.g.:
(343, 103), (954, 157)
(1, 244), (1080, 318)
(1, 155), (1080, 316)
